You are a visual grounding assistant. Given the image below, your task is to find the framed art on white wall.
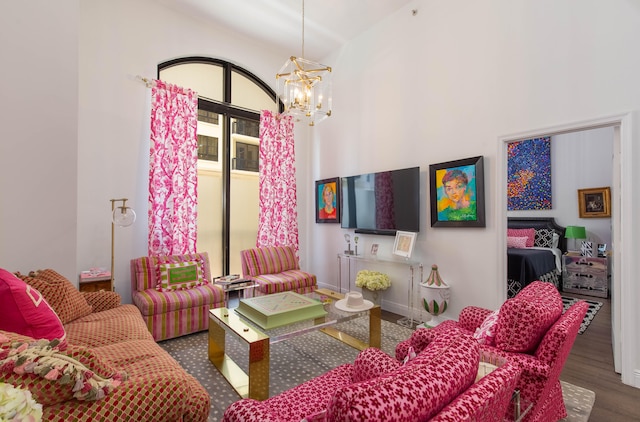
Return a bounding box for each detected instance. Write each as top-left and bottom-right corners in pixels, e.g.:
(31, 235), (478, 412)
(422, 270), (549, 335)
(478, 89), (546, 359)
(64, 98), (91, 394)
(392, 231), (416, 259)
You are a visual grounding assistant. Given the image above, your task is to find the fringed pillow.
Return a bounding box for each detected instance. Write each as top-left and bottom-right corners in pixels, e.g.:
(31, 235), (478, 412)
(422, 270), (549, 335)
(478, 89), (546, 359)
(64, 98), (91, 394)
(0, 338), (127, 406)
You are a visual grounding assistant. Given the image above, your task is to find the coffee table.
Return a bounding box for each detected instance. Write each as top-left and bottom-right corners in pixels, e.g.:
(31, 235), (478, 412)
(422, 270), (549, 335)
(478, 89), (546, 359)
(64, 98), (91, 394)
(208, 288), (381, 400)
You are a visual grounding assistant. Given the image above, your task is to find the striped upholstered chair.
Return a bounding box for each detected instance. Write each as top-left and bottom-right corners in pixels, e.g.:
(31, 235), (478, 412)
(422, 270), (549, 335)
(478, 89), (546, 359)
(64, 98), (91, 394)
(240, 246), (317, 296)
(130, 252), (225, 341)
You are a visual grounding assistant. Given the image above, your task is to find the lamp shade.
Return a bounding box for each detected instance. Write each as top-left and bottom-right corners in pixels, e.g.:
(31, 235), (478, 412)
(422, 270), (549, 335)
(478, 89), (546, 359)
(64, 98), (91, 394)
(565, 226), (586, 239)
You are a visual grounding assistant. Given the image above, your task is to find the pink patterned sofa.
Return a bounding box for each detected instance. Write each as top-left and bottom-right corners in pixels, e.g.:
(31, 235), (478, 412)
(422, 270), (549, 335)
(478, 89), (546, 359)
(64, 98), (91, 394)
(240, 246), (317, 296)
(402, 281), (589, 422)
(1, 268), (209, 421)
(222, 330), (522, 422)
(131, 252), (225, 341)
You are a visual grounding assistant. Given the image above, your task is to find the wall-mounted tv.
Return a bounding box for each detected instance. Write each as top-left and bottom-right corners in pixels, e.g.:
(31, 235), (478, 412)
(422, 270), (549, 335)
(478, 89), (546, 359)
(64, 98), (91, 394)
(340, 166), (420, 236)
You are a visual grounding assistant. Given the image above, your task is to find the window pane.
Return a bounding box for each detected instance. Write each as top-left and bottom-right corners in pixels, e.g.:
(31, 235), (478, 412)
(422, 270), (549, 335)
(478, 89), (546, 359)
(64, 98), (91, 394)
(160, 63), (224, 102)
(231, 70), (278, 112)
(229, 116), (260, 275)
(197, 135), (218, 162)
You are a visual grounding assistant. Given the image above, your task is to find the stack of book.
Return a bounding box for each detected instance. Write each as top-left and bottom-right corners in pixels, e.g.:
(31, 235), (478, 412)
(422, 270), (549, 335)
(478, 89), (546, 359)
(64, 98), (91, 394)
(80, 269), (111, 282)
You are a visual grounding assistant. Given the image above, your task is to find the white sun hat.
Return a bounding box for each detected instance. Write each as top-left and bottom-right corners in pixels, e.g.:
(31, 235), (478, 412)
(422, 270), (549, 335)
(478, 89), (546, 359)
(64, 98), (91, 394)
(335, 291), (374, 312)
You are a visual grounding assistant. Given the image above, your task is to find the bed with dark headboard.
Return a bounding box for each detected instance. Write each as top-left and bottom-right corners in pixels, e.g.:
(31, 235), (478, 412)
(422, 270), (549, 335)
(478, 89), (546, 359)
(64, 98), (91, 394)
(507, 217), (566, 297)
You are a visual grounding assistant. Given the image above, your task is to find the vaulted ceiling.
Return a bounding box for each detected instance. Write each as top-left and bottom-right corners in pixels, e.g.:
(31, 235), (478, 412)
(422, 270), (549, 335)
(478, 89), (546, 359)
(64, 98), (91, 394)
(152, 0), (416, 60)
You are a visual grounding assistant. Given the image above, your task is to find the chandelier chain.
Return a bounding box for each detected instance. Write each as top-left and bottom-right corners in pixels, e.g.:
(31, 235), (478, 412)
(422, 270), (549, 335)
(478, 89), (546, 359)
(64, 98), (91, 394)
(301, 0), (305, 59)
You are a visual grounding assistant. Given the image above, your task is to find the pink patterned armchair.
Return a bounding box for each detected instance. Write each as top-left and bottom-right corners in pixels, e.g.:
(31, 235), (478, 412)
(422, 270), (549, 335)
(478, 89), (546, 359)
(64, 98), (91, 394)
(400, 281), (588, 422)
(223, 331), (521, 422)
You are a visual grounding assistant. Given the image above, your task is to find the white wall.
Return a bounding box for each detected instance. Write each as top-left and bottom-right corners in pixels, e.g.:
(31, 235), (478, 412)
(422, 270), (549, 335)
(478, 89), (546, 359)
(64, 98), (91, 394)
(310, 0), (640, 386)
(0, 1), (79, 279)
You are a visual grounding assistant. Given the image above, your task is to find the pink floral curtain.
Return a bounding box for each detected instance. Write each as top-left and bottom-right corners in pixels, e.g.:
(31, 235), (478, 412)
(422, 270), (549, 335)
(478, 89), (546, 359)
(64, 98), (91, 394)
(257, 111), (299, 251)
(148, 80), (198, 256)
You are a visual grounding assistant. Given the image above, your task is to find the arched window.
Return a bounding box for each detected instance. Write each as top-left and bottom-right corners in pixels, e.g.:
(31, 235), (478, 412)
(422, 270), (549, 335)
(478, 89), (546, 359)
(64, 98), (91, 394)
(159, 57), (278, 276)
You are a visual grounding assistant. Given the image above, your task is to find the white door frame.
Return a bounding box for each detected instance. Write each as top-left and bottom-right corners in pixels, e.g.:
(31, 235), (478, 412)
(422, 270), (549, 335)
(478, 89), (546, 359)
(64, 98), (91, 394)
(496, 112), (639, 388)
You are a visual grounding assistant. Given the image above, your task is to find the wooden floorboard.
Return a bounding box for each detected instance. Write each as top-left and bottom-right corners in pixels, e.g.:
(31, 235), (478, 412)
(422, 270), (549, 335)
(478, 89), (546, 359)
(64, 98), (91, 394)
(382, 293), (640, 421)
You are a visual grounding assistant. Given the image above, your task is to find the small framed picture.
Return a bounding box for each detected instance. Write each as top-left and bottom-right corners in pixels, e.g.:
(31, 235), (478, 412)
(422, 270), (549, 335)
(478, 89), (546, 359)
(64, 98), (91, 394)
(370, 243), (379, 256)
(581, 241), (593, 257)
(393, 231), (417, 259)
(315, 177), (341, 223)
(597, 243), (607, 257)
(578, 187), (611, 218)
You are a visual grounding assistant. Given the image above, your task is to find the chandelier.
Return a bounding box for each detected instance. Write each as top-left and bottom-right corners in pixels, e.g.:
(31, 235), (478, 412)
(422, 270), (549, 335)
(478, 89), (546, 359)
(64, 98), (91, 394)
(276, 0), (332, 126)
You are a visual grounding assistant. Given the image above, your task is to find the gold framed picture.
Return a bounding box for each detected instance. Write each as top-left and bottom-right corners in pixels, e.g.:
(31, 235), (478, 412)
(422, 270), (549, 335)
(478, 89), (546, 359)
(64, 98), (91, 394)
(578, 187), (611, 218)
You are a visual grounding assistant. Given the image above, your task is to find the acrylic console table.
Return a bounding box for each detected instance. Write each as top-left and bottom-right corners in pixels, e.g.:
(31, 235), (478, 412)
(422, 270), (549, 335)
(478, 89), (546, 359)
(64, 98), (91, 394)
(337, 254), (423, 328)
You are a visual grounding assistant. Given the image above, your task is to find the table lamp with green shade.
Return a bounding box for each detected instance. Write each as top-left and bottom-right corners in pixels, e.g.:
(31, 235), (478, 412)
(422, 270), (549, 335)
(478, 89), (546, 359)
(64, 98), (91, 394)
(565, 226), (586, 253)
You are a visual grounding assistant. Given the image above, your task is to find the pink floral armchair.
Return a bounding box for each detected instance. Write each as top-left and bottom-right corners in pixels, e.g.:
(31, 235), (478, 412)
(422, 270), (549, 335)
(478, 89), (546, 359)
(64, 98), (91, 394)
(397, 281), (588, 422)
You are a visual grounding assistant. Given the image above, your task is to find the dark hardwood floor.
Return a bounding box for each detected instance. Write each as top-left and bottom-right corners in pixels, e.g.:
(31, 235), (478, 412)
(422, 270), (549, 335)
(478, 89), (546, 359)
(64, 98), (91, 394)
(559, 293), (640, 421)
(382, 293), (640, 421)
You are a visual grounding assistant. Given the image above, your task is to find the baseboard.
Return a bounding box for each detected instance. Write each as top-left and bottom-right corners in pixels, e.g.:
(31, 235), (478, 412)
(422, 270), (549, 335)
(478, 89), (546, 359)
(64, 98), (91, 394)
(633, 369), (640, 388)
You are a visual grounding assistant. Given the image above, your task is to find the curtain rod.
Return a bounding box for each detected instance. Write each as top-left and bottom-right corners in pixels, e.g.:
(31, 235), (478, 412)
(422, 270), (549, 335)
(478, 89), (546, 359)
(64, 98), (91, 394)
(136, 75), (153, 88)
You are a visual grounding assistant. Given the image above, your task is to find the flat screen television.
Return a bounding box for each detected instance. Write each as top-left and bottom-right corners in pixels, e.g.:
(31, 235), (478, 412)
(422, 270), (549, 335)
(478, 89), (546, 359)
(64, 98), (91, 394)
(340, 166), (420, 236)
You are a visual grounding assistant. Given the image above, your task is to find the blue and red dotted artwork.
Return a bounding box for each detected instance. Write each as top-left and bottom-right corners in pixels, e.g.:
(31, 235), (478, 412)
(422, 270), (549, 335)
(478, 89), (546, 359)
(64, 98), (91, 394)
(507, 137), (552, 210)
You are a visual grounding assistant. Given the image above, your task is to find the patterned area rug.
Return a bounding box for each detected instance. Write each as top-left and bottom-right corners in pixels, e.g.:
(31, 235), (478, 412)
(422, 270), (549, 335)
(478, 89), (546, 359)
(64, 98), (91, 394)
(159, 317), (594, 422)
(562, 296), (603, 334)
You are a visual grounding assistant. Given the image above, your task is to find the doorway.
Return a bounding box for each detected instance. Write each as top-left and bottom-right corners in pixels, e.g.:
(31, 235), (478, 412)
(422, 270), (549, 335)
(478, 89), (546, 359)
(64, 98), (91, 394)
(496, 112), (634, 386)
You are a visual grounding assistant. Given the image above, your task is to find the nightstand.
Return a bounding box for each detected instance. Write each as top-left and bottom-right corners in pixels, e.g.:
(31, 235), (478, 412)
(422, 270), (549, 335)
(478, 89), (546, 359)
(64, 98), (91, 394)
(562, 254), (609, 298)
(78, 273), (113, 292)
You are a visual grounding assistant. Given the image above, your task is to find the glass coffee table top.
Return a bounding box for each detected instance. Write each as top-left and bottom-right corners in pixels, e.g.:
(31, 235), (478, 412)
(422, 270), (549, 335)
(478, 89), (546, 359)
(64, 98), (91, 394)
(208, 288), (381, 400)
(232, 288), (378, 344)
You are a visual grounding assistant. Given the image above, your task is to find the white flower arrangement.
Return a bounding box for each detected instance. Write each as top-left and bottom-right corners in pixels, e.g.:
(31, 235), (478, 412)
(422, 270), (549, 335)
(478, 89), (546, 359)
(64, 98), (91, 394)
(355, 270), (391, 291)
(0, 382), (43, 422)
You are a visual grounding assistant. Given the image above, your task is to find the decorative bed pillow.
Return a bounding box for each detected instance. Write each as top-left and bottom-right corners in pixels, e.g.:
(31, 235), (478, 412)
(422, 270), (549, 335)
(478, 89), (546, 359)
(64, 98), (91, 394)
(507, 236), (528, 249)
(473, 309), (499, 345)
(507, 228), (535, 247)
(157, 261), (204, 291)
(0, 269), (67, 349)
(0, 339), (127, 405)
(16, 270), (93, 324)
(534, 228), (556, 248)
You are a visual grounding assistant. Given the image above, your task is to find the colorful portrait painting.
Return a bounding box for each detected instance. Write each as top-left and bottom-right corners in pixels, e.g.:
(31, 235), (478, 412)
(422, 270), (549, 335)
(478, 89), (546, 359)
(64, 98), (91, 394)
(507, 137), (552, 210)
(315, 178), (341, 223)
(430, 156), (485, 227)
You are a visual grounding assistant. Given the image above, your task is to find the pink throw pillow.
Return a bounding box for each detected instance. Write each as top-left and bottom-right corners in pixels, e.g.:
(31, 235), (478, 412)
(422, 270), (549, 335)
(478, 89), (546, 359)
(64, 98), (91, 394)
(507, 228), (535, 247)
(0, 268), (67, 349)
(507, 236), (529, 249)
(473, 309), (500, 345)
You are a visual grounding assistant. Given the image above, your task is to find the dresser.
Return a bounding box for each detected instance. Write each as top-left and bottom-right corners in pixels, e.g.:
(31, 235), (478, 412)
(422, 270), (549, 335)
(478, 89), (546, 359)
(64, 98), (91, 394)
(562, 254), (609, 298)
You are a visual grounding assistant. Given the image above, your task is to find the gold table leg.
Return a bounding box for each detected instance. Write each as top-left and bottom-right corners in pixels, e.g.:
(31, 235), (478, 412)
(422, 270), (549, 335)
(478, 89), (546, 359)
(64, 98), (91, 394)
(319, 304), (382, 351)
(208, 309), (270, 401)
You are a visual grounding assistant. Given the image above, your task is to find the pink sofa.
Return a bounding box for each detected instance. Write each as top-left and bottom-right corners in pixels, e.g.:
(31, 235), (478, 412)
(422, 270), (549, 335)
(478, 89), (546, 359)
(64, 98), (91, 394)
(131, 252), (225, 341)
(222, 330), (521, 422)
(403, 281), (588, 422)
(240, 246), (317, 295)
(1, 268), (209, 421)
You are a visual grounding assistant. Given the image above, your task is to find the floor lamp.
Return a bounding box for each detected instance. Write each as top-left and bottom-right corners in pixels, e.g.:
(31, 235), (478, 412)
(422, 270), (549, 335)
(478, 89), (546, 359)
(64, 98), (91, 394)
(111, 198), (136, 291)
